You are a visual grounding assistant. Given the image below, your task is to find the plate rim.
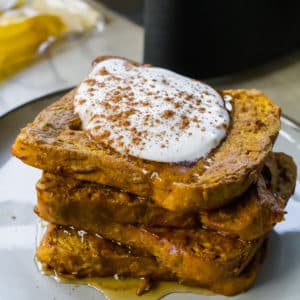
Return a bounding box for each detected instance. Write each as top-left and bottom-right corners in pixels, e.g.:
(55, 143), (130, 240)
(0, 87), (73, 121)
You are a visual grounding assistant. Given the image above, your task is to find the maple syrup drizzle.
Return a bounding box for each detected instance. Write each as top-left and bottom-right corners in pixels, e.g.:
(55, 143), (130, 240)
(40, 269), (213, 300)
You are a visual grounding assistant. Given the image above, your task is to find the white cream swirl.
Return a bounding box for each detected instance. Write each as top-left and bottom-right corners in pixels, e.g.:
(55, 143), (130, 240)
(74, 58), (230, 163)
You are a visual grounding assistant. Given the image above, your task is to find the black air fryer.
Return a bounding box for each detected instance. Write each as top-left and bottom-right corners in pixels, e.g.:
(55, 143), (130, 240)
(143, 0), (300, 78)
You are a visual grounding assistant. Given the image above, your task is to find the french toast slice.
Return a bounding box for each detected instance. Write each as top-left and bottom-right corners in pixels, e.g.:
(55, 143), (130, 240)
(37, 224), (266, 296)
(12, 58), (280, 211)
(35, 216), (264, 285)
(37, 224), (173, 280)
(35, 152), (296, 240)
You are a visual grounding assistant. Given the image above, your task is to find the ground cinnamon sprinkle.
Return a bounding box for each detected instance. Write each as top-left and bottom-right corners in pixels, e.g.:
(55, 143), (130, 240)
(97, 82), (106, 88)
(132, 136), (142, 145)
(185, 94), (193, 101)
(217, 123), (228, 130)
(162, 110), (175, 119)
(122, 120), (131, 127)
(173, 102), (181, 109)
(78, 99), (86, 105)
(74, 58), (230, 160)
(192, 116), (199, 122)
(180, 116), (190, 129)
(84, 79), (96, 85)
(98, 67), (109, 75)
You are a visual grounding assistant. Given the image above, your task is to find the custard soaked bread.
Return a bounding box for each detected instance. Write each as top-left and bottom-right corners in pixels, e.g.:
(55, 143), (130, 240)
(37, 224), (265, 296)
(12, 57), (281, 211)
(37, 224), (173, 280)
(35, 152), (296, 240)
(35, 216), (264, 285)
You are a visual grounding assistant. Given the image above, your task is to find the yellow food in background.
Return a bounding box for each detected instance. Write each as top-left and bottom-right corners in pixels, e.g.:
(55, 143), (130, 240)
(32, 0), (101, 33)
(0, 0), (102, 81)
(0, 14), (65, 80)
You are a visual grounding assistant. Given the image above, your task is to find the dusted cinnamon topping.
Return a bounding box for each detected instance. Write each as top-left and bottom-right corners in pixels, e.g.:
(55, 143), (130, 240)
(162, 110), (175, 119)
(74, 58), (230, 162)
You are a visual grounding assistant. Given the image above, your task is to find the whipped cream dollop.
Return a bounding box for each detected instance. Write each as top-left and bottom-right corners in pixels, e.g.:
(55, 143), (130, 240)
(74, 58), (230, 163)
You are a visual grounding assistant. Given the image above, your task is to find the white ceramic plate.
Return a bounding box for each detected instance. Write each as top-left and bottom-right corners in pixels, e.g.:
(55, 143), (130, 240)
(0, 91), (299, 300)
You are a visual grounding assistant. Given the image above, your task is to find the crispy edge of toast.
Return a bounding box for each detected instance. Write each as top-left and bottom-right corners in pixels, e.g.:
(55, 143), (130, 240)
(199, 152), (296, 239)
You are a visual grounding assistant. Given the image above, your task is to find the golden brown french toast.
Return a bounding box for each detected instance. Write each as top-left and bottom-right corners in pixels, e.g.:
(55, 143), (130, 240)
(37, 224), (172, 280)
(35, 215), (264, 285)
(35, 152), (296, 240)
(37, 224), (266, 296)
(11, 58), (281, 211)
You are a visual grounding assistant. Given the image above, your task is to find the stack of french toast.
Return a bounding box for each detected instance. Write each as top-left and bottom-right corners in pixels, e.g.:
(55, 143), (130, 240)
(12, 56), (297, 296)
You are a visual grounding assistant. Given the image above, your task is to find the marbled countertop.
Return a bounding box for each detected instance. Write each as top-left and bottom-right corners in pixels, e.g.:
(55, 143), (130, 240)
(0, 2), (299, 124)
